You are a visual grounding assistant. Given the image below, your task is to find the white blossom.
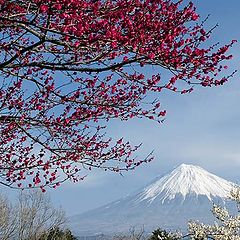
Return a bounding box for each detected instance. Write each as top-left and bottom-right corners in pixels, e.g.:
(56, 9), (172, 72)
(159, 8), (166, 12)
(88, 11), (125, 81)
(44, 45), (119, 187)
(188, 186), (240, 240)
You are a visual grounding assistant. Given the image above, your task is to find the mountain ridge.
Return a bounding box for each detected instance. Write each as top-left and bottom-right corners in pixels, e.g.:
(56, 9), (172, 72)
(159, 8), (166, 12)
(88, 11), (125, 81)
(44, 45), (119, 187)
(69, 164), (237, 236)
(138, 164), (234, 203)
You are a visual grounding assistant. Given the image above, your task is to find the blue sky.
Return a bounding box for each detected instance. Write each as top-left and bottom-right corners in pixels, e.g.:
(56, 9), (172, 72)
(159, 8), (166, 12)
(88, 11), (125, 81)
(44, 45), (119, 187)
(4, 0), (240, 216)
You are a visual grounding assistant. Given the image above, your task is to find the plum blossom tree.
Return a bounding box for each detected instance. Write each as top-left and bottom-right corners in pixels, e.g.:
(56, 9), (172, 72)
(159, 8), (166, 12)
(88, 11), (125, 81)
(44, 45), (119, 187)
(188, 186), (240, 239)
(0, 0), (236, 190)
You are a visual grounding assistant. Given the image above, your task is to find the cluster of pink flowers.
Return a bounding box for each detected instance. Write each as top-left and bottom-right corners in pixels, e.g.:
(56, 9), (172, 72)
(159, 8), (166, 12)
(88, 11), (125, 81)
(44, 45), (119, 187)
(0, 0), (235, 190)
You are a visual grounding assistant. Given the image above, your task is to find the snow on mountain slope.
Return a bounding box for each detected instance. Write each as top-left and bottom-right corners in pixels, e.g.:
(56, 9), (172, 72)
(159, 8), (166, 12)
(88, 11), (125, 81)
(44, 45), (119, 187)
(69, 164), (237, 236)
(139, 164), (234, 203)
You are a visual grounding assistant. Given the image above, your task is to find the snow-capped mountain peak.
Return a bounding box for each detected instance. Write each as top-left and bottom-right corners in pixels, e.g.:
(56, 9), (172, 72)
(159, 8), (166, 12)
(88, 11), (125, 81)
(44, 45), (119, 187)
(69, 164), (238, 235)
(139, 164), (234, 203)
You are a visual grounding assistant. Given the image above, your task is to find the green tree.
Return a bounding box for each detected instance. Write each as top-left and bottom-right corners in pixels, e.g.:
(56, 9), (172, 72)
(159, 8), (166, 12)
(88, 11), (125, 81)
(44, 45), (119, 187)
(39, 227), (77, 240)
(149, 228), (180, 240)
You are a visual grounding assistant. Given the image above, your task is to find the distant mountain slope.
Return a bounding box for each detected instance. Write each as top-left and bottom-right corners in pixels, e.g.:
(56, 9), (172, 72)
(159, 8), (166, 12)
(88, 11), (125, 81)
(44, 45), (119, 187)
(69, 164), (236, 236)
(138, 164), (233, 202)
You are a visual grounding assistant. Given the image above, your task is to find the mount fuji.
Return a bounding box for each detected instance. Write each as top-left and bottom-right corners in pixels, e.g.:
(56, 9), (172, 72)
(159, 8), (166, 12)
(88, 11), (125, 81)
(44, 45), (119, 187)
(69, 164), (236, 236)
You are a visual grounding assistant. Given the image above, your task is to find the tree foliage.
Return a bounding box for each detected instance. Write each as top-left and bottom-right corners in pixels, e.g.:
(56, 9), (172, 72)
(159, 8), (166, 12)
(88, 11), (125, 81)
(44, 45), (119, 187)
(39, 227), (77, 240)
(0, 0), (235, 189)
(149, 228), (180, 240)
